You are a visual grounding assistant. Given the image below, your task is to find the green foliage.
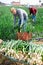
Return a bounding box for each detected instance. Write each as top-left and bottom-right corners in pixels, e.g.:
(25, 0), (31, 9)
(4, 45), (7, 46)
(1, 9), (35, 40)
(0, 40), (43, 55)
(0, 6), (43, 40)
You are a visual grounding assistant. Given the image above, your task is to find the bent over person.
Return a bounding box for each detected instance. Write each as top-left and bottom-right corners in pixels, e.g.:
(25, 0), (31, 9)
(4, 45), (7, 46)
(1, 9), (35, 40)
(10, 7), (28, 32)
(29, 6), (37, 23)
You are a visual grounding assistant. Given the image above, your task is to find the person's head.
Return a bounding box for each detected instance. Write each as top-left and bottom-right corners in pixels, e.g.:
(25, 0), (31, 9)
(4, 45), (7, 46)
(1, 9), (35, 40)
(10, 7), (16, 14)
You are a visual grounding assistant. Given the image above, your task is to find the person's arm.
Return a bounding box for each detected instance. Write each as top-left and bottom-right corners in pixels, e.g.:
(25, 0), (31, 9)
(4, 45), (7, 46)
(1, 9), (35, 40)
(20, 12), (24, 27)
(26, 13), (28, 20)
(14, 15), (16, 25)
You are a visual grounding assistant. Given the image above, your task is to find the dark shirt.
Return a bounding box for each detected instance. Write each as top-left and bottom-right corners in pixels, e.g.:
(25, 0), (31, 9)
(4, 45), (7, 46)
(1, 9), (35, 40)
(29, 7), (37, 15)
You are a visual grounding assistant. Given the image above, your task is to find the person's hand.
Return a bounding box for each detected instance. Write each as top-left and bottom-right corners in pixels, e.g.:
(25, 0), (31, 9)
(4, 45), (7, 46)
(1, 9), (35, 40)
(32, 19), (34, 22)
(20, 24), (23, 28)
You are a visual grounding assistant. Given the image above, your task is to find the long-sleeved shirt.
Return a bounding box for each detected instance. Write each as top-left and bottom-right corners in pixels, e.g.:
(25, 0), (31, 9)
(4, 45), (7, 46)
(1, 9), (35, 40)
(14, 8), (28, 26)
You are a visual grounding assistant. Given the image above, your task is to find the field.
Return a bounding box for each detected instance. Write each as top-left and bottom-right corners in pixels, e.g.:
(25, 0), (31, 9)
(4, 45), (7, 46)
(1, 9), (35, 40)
(0, 6), (43, 40)
(0, 6), (43, 65)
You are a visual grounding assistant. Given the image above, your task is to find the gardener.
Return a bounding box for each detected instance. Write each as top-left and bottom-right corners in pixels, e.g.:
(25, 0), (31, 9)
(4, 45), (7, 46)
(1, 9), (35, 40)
(28, 6), (37, 23)
(10, 7), (28, 32)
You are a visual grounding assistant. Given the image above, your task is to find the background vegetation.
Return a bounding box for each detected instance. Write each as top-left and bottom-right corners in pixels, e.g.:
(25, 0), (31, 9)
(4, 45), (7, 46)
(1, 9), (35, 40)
(0, 6), (43, 40)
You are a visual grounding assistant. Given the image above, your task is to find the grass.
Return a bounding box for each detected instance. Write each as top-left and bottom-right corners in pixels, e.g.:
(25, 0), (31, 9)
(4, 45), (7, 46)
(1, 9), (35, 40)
(0, 6), (43, 40)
